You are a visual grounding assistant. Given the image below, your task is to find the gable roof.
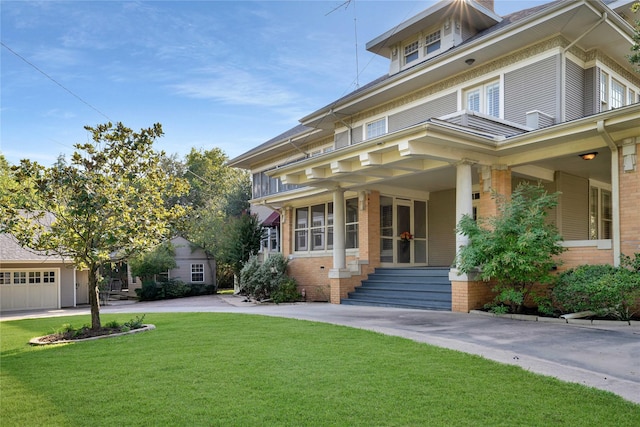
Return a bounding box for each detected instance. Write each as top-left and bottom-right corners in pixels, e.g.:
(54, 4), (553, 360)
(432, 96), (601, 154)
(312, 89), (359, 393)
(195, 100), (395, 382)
(0, 234), (69, 264)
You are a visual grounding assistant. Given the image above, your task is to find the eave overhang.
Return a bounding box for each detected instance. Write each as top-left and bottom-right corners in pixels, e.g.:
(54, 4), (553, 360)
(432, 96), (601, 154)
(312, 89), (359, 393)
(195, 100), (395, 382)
(365, 0), (502, 58)
(269, 104), (639, 192)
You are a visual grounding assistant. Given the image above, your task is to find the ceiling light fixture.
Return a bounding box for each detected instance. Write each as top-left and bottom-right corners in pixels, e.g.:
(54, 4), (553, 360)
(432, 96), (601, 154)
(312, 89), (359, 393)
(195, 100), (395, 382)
(579, 152), (598, 160)
(465, 58), (475, 66)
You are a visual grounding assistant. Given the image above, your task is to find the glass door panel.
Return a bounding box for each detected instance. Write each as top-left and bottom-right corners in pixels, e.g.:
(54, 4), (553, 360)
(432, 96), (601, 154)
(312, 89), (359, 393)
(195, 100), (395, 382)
(380, 196), (394, 263)
(396, 202), (411, 264)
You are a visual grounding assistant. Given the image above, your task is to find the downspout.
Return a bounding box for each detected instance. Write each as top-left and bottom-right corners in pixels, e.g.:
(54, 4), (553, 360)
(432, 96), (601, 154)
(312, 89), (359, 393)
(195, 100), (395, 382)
(597, 119), (621, 266)
(560, 12), (607, 122)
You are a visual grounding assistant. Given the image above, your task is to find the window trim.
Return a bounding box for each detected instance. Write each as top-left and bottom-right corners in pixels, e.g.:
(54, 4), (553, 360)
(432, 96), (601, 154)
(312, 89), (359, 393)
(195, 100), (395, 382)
(589, 181), (612, 240)
(424, 30), (441, 55)
(191, 263), (205, 283)
(404, 39), (419, 64)
(365, 117), (387, 140)
(294, 199), (359, 254)
(464, 79), (501, 118)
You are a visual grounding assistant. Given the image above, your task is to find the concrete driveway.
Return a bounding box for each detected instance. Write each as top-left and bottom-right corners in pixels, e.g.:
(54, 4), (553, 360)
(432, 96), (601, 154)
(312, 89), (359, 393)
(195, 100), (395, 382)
(2, 294), (639, 404)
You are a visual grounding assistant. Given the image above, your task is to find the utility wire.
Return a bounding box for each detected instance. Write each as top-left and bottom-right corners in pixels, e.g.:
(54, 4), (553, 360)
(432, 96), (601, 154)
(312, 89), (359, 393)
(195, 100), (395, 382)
(1, 41), (112, 122)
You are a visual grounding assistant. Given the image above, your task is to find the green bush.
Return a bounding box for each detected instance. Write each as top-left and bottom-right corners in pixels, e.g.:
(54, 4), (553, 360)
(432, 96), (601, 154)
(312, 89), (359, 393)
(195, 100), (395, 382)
(553, 256), (640, 321)
(135, 280), (215, 301)
(239, 254), (299, 302)
(272, 278), (302, 304)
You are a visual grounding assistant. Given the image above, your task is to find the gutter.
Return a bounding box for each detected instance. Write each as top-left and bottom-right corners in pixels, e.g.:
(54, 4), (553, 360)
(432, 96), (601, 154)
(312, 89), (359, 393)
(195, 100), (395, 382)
(597, 119), (621, 266)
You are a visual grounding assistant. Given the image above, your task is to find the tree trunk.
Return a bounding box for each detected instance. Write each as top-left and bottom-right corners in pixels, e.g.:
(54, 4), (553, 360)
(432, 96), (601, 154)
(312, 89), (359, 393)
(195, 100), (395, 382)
(88, 266), (102, 330)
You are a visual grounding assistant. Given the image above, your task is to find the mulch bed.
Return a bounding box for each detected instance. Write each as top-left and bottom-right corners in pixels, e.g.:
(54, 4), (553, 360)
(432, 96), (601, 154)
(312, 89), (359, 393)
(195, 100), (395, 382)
(30, 324), (155, 345)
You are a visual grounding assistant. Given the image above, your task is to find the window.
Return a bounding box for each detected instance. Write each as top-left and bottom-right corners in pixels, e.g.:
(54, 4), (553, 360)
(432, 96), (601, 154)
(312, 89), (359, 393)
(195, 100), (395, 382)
(294, 199), (358, 252)
(13, 272), (26, 284)
(630, 89), (637, 105)
(346, 198), (359, 249)
(425, 30), (441, 55)
(465, 80), (500, 118)
(28, 271), (41, 284)
(43, 271), (55, 283)
(0, 272), (11, 284)
(191, 264), (204, 282)
(252, 171), (300, 199)
(404, 40), (419, 64)
(600, 70), (609, 107)
(589, 186), (612, 240)
(366, 118), (386, 140)
(611, 79), (625, 109)
(261, 227), (279, 252)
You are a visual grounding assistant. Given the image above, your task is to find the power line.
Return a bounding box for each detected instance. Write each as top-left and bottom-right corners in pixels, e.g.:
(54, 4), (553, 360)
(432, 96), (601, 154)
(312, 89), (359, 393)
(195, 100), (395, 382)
(1, 41), (112, 122)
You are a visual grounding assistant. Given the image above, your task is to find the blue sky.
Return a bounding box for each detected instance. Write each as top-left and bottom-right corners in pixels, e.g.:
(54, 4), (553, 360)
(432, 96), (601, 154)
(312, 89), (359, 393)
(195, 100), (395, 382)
(1, 0), (548, 166)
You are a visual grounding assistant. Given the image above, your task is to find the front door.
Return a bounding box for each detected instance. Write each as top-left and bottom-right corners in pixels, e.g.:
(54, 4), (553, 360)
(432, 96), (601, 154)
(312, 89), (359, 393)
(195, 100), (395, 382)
(380, 196), (427, 266)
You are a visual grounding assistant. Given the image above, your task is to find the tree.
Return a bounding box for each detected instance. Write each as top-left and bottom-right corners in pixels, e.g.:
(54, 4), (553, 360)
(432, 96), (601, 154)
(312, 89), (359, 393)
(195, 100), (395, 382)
(0, 122), (189, 330)
(128, 241), (177, 283)
(220, 212), (264, 275)
(455, 183), (565, 313)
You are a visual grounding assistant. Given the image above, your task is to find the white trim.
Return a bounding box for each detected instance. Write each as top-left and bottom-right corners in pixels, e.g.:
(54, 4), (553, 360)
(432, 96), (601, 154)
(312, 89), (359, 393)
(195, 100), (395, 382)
(561, 240), (612, 250)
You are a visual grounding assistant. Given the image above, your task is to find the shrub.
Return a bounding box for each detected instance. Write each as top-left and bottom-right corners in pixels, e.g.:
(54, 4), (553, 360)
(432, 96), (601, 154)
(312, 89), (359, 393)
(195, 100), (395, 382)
(239, 254), (299, 302)
(272, 278), (302, 304)
(135, 279), (213, 301)
(553, 255), (640, 321)
(456, 183), (564, 313)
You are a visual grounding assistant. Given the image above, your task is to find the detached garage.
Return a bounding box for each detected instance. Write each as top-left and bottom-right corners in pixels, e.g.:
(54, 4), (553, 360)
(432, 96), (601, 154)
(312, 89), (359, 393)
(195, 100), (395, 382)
(0, 234), (87, 312)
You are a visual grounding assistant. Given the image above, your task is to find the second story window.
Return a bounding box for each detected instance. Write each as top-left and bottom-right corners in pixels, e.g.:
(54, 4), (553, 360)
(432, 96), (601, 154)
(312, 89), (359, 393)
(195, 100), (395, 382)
(600, 70), (609, 108)
(366, 118), (386, 139)
(611, 79), (625, 109)
(425, 30), (441, 55)
(465, 80), (500, 118)
(404, 40), (419, 64)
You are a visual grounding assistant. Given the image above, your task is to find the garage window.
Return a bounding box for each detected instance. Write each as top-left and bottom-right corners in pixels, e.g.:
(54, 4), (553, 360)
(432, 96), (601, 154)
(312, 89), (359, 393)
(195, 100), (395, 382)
(13, 272), (26, 284)
(29, 271), (42, 284)
(43, 271), (56, 283)
(0, 272), (10, 284)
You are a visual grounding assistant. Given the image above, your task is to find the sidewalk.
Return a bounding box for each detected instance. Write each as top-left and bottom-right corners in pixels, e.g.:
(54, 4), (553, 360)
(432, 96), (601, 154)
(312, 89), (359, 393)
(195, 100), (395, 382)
(2, 295), (639, 404)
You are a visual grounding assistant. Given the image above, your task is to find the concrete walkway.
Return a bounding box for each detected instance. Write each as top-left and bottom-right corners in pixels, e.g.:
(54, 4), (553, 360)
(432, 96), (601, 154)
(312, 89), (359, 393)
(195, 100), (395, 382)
(2, 295), (639, 404)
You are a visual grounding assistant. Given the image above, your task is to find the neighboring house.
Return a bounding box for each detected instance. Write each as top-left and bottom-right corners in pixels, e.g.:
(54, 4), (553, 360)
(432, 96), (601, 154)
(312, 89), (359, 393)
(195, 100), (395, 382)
(0, 233), (89, 311)
(229, 0), (640, 312)
(127, 236), (216, 293)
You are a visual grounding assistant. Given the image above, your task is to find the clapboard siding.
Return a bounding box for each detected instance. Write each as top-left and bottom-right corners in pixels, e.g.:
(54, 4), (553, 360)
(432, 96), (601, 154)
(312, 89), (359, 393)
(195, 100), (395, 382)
(565, 58), (584, 122)
(428, 189), (456, 266)
(388, 93), (457, 132)
(584, 67), (598, 116)
(556, 172), (589, 240)
(504, 55), (558, 126)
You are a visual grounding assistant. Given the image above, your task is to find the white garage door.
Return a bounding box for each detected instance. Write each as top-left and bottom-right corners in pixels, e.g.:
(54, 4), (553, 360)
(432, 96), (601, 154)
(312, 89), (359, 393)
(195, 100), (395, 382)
(0, 268), (60, 311)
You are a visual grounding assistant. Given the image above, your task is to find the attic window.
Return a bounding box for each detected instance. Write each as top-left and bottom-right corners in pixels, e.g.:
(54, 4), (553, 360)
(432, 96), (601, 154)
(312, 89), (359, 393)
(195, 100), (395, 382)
(425, 30), (441, 54)
(404, 40), (419, 64)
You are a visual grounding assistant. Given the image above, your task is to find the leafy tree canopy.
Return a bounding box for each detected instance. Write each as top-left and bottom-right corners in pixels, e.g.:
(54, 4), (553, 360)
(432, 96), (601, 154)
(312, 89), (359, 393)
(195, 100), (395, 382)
(630, 2), (640, 69)
(0, 122), (189, 329)
(129, 241), (177, 283)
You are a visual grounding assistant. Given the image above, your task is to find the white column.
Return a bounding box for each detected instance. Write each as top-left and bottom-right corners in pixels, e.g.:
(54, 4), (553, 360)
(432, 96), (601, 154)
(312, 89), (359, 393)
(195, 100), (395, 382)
(455, 160), (474, 260)
(332, 188), (346, 270)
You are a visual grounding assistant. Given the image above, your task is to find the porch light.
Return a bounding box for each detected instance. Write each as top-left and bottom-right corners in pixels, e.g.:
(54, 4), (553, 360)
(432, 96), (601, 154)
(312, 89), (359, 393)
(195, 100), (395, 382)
(465, 58), (475, 66)
(579, 152), (598, 160)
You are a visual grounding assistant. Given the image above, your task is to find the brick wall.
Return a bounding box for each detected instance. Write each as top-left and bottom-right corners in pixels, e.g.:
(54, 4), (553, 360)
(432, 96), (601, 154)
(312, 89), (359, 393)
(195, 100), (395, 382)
(451, 279), (496, 312)
(619, 142), (640, 258)
(555, 245), (614, 272)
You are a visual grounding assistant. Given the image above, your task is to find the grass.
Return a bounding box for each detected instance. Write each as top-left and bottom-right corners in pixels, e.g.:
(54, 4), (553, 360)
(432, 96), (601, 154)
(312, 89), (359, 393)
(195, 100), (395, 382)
(1, 313), (639, 426)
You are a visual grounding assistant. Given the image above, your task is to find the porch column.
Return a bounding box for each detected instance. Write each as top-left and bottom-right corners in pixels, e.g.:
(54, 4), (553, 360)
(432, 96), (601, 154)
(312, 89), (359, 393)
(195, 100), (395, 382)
(455, 160), (474, 262)
(332, 187), (346, 270)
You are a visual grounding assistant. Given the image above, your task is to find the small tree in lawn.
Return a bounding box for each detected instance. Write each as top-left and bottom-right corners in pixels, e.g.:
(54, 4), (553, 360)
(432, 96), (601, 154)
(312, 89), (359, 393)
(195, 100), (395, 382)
(456, 182), (565, 313)
(0, 122), (189, 330)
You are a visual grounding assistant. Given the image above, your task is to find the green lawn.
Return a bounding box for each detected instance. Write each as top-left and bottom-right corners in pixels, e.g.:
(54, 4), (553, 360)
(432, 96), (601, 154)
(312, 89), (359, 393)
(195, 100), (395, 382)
(1, 313), (638, 426)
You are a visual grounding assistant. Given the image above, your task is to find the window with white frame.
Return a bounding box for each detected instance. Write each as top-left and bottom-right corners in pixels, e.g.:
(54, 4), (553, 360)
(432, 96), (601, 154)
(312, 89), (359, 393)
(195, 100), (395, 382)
(611, 79), (625, 109)
(589, 185), (612, 240)
(43, 271), (55, 283)
(294, 199), (358, 252)
(600, 70), (609, 108)
(404, 40), (419, 64)
(13, 272), (26, 284)
(465, 80), (500, 118)
(191, 264), (204, 282)
(28, 271), (41, 284)
(425, 30), (441, 55)
(630, 89), (637, 105)
(366, 118), (386, 140)
(0, 272), (11, 284)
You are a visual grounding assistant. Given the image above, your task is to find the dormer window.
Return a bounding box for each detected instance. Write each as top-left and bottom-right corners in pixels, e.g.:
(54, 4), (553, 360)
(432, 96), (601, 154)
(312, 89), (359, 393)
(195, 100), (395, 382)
(404, 40), (419, 64)
(425, 30), (441, 55)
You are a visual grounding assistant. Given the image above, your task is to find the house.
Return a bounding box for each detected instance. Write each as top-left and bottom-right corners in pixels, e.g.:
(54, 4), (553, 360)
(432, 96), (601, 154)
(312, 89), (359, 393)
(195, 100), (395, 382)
(0, 233), (89, 311)
(229, 0), (640, 312)
(127, 236), (216, 293)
